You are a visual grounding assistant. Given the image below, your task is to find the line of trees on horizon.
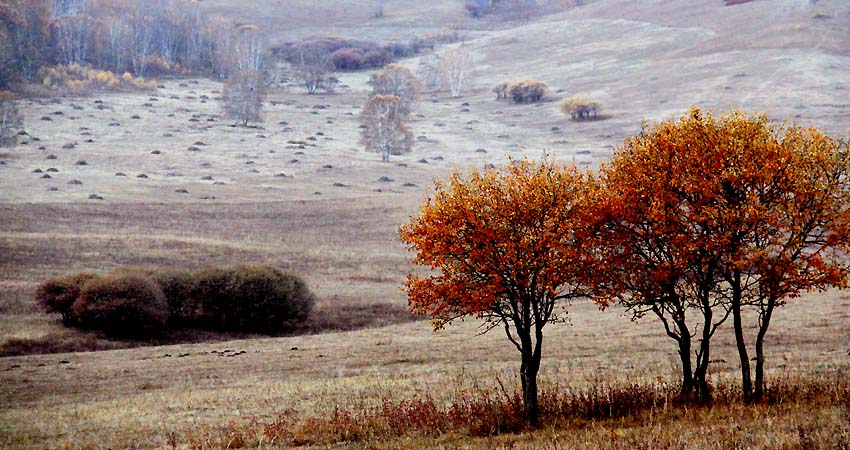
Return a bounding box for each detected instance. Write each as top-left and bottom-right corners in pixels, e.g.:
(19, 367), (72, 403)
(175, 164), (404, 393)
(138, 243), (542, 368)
(0, 0), (261, 90)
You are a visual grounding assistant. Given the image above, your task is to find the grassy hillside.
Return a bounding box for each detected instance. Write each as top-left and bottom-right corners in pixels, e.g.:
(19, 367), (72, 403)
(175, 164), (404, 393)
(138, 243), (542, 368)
(1, 0), (849, 448)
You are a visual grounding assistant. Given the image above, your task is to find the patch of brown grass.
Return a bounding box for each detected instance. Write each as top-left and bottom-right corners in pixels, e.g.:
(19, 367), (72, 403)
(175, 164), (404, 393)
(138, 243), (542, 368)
(179, 371), (850, 449)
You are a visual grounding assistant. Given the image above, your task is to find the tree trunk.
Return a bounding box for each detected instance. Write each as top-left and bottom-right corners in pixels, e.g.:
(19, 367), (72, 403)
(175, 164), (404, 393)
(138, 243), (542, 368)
(731, 270), (753, 402)
(520, 337), (541, 427)
(675, 318), (694, 396)
(754, 296), (776, 402)
(694, 298), (713, 403)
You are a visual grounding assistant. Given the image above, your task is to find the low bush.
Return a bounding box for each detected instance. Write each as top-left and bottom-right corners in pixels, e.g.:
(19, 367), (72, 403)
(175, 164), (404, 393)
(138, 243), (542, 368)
(112, 267), (198, 326)
(36, 272), (99, 325)
(192, 265), (315, 333)
(560, 97), (601, 120)
(275, 32), (462, 73)
(38, 64), (157, 95)
(72, 274), (168, 337)
(492, 80), (510, 100)
(331, 48), (365, 71)
(37, 265), (315, 337)
(362, 49), (393, 69)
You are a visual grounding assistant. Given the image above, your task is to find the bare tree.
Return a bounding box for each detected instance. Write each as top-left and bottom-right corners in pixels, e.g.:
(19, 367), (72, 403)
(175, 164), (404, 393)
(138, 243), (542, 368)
(0, 91), (22, 147)
(101, 17), (130, 73)
(360, 94), (413, 162)
(221, 28), (267, 126)
(222, 70), (264, 126)
(55, 14), (94, 65)
(292, 44), (335, 94)
(5, 1), (50, 81)
(129, 15), (153, 76)
(437, 46), (473, 98)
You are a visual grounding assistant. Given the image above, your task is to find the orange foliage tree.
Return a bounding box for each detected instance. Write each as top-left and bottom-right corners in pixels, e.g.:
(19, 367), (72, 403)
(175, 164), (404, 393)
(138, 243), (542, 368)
(712, 119), (850, 402)
(596, 108), (850, 402)
(399, 158), (595, 426)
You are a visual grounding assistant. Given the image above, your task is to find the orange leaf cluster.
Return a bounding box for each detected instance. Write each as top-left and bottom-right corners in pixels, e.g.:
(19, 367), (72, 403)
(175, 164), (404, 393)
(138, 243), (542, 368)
(399, 158), (595, 329)
(597, 108), (850, 309)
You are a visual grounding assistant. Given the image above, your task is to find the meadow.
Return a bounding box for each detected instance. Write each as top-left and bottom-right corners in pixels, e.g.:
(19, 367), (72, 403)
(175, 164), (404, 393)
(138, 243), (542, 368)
(1, 0), (850, 448)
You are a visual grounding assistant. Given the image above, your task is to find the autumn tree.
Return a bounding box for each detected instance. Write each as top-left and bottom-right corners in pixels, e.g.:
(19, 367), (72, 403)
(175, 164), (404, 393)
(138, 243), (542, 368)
(702, 115), (850, 402)
(368, 63), (419, 118)
(596, 108), (850, 402)
(359, 94), (412, 161)
(437, 46), (473, 98)
(2, 0), (51, 82)
(595, 109), (741, 401)
(0, 91), (22, 147)
(400, 158), (595, 426)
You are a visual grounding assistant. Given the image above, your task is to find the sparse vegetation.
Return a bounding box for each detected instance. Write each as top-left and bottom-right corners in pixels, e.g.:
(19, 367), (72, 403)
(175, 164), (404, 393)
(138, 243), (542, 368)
(172, 370), (850, 448)
(492, 80), (510, 99)
(2, 0), (850, 448)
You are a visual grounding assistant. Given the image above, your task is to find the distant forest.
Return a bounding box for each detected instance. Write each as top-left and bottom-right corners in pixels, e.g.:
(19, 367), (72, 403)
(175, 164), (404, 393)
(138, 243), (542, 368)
(0, 0), (254, 90)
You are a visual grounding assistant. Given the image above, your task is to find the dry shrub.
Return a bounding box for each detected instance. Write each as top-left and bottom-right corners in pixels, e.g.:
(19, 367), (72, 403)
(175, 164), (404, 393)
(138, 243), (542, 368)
(73, 274), (168, 337)
(243, 372), (850, 447)
(492, 80), (510, 100)
(192, 265), (315, 333)
(560, 96), (601, 120)
(331, 48), (365, 70)
(38, 64), (157, 95)
(275, 32), (461, 72)
(0, 331), (127, 357)
(111, 267), (197, 327)
(35, 272), (99, 325)
(362, 49), (393, 68)
(506, 79), (548, 103)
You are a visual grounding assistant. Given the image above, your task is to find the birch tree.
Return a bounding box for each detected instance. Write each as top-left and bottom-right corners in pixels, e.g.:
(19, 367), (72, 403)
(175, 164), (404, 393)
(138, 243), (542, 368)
(359, 94), (413, 161)
(438, 47), (473, 98)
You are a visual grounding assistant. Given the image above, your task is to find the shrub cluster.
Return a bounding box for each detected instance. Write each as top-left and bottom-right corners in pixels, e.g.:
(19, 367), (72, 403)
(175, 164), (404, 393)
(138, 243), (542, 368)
(36, 265), (315, 338)
(72, 275), (169, 337)
(35, 272), (99, 325)
(274, 31), (461, 72)
(559, 97), (601, 120)
(192, 265), (314, 332)
(38, 64), (157, 95)
(492, 79), (548, 103)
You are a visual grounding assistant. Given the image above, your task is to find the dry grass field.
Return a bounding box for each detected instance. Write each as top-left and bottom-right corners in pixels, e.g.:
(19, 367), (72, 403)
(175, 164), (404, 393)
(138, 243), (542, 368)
(2, 0), (850, 448)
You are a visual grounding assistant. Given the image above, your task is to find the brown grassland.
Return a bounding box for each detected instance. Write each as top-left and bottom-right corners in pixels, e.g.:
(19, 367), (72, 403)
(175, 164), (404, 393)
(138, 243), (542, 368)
(2, 0), (850, 448)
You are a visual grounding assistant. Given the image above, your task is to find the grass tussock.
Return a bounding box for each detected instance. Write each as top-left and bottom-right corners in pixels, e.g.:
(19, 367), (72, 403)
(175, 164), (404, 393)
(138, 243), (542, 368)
(176, 372), (850, 449)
